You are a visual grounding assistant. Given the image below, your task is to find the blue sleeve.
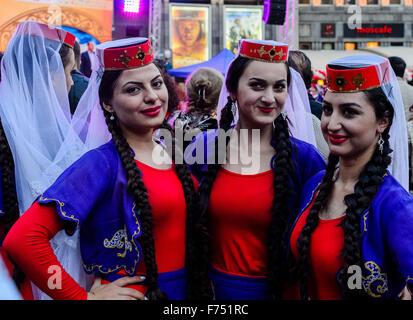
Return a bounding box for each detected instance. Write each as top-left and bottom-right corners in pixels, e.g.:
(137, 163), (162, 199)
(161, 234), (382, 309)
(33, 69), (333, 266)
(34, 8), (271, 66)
(384, 191), (413, 292)
(293, 139), (326, 185)
(37, 148), (113, 233)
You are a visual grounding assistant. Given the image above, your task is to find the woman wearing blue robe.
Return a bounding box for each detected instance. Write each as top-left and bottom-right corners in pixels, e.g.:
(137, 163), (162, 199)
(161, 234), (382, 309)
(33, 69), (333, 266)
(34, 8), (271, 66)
(184, 39), (326, 300)
(4, 38), (202, 300)
(288, 55), (413, 300)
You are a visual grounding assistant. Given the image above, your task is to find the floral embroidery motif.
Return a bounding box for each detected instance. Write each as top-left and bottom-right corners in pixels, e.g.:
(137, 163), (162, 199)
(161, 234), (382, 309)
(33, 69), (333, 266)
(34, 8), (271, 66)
(335, 75), (347, 91)
(136, 47), (146, 62)
(352, 73), (365, 89)
(256, 45), (285, 60)
(361, 210), (369, 235)
(103, 226), (133, 258)
(115, 50), (133, 67)
(38, 195), (80, 229)
(362, 261), (388, 298)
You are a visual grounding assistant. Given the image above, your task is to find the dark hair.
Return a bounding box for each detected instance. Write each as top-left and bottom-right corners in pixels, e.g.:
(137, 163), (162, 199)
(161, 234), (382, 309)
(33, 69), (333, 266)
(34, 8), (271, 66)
(288, 51), (313, 90)
(58, 43), (73, 68)
(293, 85), (394, 300)
(98, 61), (201, 300)
(0, 119), (26, 285)
(197, 56), (295, 299)
(153, 59), (182, 114)
(388, 56), (406, 78)
(73, 41), (81, 70)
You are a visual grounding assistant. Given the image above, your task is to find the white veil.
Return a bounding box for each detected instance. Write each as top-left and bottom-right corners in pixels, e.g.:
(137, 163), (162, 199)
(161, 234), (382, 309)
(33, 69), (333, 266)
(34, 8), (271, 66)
(327, 55), (409, 191)
(217, 39), (316, 147)
(0, 21), (93, 299)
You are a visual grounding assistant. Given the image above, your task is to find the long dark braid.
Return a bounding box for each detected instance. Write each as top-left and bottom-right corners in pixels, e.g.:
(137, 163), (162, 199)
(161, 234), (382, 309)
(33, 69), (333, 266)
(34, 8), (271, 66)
(339, 128), (391, 299)
(0, 119), (26, 285)
(267, 114), (297, 299)
(293, 86), (394, 299)
(197, 55), (295, 300)
(293, 153), (339, 300)
(99, 65), (201, 300)
(156, 65), (208, 299)
(102, 108), (167, 300)
(157, 119), (206, 300)
(0, 119), (19, 237)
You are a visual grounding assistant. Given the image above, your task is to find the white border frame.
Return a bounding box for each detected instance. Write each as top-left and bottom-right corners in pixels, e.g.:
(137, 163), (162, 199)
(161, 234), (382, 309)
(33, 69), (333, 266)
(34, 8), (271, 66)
(168, 3), (212, 66)
(222, 5), (264, 52)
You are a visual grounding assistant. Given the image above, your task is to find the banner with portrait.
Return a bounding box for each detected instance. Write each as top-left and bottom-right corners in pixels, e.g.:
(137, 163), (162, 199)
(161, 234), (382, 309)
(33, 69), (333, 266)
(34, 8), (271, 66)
(223, 6), (264, 55)
(169, 4), (210, 69)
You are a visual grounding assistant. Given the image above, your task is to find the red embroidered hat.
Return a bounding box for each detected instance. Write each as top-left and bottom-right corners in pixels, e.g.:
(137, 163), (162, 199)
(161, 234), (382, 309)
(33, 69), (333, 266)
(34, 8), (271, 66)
(238, 39), (288, 63)
(326, 56), (391, 92)
(15, 20), (75, 48)
(96, 38), (154, 70)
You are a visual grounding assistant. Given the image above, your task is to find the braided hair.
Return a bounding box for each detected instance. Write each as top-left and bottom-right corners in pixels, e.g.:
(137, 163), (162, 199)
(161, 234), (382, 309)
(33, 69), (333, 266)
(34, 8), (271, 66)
(0, 119), (26, 285)
(98, 62), (201, 300)
(293, 85), (394, 300)
(197, 56), (295, 299)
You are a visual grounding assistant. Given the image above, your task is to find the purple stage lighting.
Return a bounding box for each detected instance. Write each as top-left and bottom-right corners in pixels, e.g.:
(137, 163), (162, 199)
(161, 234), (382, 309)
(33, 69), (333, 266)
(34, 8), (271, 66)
(124, 0), (140, 13)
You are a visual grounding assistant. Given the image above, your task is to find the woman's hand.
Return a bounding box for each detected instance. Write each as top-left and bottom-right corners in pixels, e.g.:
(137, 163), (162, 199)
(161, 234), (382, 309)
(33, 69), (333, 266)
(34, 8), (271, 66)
(398, 286), (412, 300)
(87, 275), (147, 300)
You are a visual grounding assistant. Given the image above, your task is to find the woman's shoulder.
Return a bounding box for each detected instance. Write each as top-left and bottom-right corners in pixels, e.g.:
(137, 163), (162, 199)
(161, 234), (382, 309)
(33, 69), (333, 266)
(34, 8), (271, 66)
(77, 140), (117, 162)
(374, 172), (413, 209)
(289, 137), (326, 178)
(56, 140), (118, 180)
(290, 136), (321, 154)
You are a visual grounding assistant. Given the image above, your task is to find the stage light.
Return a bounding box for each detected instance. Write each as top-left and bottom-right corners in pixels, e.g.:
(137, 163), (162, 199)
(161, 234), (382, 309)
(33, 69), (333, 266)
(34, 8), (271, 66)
(124, 0), (140, 13)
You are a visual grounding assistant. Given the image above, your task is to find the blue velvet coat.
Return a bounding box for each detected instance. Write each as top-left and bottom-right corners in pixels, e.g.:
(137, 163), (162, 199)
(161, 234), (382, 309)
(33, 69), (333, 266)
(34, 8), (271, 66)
(289, 170), (413, 299)
(37, 140), (188, 299)
(38, 140), (143, 277)
(185, 130), (326, 299)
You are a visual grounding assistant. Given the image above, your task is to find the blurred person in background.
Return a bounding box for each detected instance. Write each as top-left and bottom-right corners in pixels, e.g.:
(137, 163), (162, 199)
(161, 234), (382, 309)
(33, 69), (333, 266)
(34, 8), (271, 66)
(388, 57), (413, 122)
(288, 51), (322, 120)
(288, 51), (329, 159)
(80, 41), (95, 78)
(172, 67), (223, 150)
(69, 41), (89, 115)
(389, 57), (413, 192)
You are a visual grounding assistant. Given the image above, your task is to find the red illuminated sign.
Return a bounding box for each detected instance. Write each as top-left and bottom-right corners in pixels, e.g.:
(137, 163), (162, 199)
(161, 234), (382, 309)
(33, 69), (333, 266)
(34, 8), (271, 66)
(321, 23), (335, 38)
(343, 23), (404, 38)
(356, 25), (392, 34)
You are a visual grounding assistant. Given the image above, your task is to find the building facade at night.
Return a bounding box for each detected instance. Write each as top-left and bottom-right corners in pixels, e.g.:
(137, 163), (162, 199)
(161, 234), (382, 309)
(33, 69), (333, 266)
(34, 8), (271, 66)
(112, 0), (413, 65)
(298, 0), (413, 50)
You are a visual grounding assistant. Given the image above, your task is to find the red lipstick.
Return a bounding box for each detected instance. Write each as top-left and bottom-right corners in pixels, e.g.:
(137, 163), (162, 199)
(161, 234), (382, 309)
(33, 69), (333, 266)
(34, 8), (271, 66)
(329, 133), (348, 144)
(141, 106), (161, 117)
(257, 106), (274, 113)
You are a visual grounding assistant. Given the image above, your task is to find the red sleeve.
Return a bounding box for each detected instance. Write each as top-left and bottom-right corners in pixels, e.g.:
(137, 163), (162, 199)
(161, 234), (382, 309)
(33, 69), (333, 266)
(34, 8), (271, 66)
(191, 174), (199, 192)
(2, 201), (88, 300)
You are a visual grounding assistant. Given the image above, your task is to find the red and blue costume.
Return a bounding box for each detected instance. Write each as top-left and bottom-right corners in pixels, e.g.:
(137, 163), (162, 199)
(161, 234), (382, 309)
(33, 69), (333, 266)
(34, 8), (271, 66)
(288, 170), (413, 299)
(4, 140), (194, 299)
(187, 129), (326, 299)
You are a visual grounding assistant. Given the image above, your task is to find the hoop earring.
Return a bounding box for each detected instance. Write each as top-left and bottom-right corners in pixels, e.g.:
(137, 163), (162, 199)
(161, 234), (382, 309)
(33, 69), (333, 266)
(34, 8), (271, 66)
(378, 133), (384, 154)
